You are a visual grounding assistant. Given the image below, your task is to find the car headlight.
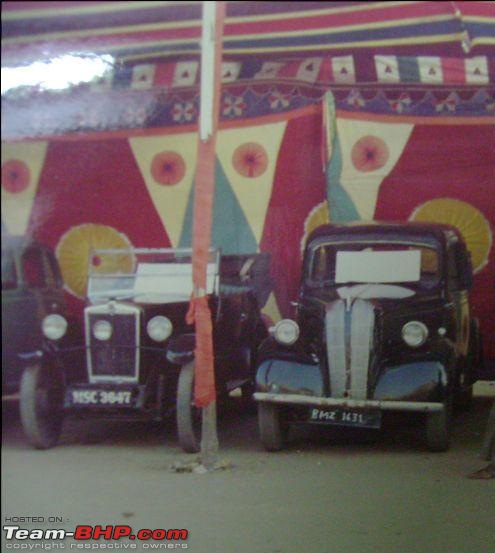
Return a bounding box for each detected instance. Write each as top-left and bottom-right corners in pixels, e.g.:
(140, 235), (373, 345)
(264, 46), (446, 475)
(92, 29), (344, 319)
(42, 314), (68, 341)
(402, 321), (428, 347)
(273, 319), (300, 346)
(147, 316), (173, 342)
(93, 320), (113, 341)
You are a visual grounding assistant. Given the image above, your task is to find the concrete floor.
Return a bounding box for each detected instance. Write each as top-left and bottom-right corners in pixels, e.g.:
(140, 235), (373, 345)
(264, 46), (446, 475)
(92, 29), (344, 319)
(2, 389), (494, 553)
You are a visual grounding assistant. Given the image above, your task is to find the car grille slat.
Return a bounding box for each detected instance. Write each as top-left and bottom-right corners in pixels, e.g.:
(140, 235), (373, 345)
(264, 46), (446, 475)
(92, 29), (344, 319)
(350, 299), (374, 400)
(325, 301), (347, 398)
(86, 309), (139, 382)
(326, 299), (375, 399)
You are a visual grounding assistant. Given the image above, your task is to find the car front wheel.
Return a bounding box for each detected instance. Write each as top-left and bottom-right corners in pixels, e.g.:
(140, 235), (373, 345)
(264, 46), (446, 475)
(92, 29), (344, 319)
(176, 361), (201, 453)
(258, 402), (287, 451)
(19, 363), (64, 449)
(425, 398), (452, 452)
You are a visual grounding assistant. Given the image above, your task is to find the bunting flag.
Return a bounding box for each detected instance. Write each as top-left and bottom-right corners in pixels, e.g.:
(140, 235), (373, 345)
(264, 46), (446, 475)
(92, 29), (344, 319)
(465, 56), (490, 84)
(330, 116), (414, 220)
(173, 61), (199, 87)
(375, 55), (490, 85)
(1, 141), (48, 235)
(131, 64), (156, 90)
(221, 61), (242, 83)
(216, 121), (287, 244)
(331, 55), (356, 84)
(128, 132), (198, 247)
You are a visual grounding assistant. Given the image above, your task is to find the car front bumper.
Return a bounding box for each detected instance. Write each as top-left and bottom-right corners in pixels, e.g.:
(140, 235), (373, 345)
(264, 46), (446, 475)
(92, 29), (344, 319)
(253, 392), (444, 412)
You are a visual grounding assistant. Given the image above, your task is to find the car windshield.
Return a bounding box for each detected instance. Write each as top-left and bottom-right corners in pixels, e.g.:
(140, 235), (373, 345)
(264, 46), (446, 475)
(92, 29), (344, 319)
(307, 240), (441, 290)
(87, 248), (219, 303)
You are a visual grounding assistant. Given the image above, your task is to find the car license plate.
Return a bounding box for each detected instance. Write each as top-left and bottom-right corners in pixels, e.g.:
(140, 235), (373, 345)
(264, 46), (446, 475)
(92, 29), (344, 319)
(66, 388), (136, 408)
(308, 407), (381, 429)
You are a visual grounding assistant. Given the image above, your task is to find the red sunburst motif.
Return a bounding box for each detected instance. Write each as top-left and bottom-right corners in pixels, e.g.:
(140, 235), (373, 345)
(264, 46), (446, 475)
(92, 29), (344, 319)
(351, 136), (389, 173)
(91, 255), (102, 267)
(1, 159), (31, 193)
(151, 151), (186, 186)
(232, 143), (268, 178)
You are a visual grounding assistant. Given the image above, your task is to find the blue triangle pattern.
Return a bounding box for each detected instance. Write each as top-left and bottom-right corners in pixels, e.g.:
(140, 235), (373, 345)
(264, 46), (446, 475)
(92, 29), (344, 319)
(178, 158), (258, 254)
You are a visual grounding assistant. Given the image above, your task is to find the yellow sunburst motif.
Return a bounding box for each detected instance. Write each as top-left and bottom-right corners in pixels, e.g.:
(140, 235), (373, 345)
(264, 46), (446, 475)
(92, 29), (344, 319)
(56, 224), (135, 299)
(301, 201), (330, 253)
(410, 198), (492, 273)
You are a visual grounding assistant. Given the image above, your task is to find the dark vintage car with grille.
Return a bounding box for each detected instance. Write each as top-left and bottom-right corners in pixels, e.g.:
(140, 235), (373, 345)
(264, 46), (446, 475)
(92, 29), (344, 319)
(1, 236), (79, 450)
(19, 247), (270, 451)
(2, 236), (69, 397)
(254, 222), (483, 452)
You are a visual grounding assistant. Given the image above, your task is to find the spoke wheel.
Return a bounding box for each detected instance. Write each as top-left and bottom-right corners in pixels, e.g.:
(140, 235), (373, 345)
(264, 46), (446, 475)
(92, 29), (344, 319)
(19, 363), (64, 449)
(176, 362), (201, 453)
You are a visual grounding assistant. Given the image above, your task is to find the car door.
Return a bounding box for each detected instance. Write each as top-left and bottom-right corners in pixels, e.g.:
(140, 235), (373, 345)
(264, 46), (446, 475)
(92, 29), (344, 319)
(2, 245), (46, 390)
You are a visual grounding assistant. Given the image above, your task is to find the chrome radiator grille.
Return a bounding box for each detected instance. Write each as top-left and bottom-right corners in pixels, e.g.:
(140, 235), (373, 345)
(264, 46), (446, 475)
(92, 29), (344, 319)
(325, 299), (375, 399)
(85, 304), (140, 382)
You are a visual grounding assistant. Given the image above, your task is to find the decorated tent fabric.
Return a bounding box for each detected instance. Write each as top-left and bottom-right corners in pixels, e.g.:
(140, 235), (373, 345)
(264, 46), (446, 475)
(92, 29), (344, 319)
(2, 1), (494, 65)
(3, 83), (493, 141)
(1, 105), (326, 328)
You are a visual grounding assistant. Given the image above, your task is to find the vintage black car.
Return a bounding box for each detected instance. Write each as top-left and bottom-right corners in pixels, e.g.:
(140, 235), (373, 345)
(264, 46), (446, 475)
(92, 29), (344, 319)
(2, 236), (68, 397)
(254, 222), (483, 452)
(19, 247), (269, 451)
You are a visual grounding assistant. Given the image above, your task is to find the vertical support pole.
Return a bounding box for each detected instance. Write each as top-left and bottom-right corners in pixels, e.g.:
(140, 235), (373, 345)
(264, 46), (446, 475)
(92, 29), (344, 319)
(191, 1), (225, 469)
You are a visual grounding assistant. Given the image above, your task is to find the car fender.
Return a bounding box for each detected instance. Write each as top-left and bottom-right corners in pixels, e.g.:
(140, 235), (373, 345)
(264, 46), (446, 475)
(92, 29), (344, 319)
(256, 357), (324, 397)
(374, 359), (452, 403)
(166, 333), (195, 365)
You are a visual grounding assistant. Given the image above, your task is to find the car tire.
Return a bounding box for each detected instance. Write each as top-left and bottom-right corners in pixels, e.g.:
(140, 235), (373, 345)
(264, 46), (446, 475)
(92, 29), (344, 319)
(176, 361), (201, 454)
(238, 346), (256, 412)
(425, 398), (452, 452)
(456, 321), (483, 410)
(19, 363), (64, 449)
(258, 402), (287, 451)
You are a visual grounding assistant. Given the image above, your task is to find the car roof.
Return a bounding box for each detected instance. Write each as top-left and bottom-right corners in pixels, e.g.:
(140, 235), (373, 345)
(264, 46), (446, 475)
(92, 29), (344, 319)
(306, 221), (462, 247)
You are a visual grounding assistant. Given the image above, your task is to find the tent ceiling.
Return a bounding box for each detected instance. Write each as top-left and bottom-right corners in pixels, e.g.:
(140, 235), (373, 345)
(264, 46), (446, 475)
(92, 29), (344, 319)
(2, 1), (495, 66)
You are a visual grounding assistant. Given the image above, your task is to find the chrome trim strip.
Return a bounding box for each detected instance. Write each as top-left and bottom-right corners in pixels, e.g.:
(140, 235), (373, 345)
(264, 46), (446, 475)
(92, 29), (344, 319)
(325, 300), (347, 398)
(349, 299), (374, 400)
(253, 393), (444, 412)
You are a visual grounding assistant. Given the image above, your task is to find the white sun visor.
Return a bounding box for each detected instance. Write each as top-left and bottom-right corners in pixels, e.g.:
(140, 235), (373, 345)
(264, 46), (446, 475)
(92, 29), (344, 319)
(134, 262), (217, 302)
(335, 250), (421, 284)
